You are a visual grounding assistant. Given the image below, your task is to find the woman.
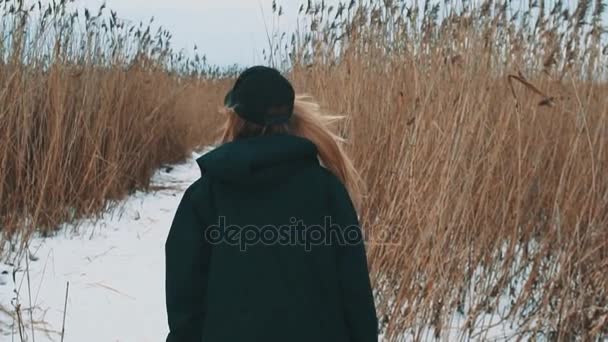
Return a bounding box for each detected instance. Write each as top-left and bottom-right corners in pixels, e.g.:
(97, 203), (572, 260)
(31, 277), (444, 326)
(165, 66), (378, 342)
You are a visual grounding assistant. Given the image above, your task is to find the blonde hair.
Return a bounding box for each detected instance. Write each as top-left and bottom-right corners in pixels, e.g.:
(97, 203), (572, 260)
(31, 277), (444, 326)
(219, 95), (363, 207)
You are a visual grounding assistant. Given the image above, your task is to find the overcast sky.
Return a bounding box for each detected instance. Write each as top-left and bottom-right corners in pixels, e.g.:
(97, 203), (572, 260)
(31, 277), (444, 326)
(74, 0), (329, 67)
(65, 0), (608, 67)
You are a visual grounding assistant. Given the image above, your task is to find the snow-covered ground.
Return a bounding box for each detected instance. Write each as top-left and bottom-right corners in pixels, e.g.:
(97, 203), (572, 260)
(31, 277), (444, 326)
(0, 151), (601, 341)
(0, 150), (521, 342)
(0, 152), (206, 342)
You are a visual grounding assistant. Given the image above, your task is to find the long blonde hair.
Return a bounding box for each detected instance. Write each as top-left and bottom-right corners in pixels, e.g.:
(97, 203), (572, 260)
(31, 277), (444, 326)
(219, 94), (363, 206)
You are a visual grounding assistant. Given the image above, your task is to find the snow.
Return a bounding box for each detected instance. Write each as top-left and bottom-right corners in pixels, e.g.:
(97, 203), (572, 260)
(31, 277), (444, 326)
(1, 150), (600, 341)
(0, 151), (206, 342)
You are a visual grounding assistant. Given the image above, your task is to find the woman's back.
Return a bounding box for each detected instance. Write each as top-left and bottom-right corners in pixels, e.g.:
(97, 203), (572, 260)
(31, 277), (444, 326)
(165, 66), (377, 342)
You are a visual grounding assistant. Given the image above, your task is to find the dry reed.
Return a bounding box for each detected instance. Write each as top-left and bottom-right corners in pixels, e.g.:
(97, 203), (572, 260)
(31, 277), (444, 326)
(275, 0), (608, 339)
(0, 0), (223, 246)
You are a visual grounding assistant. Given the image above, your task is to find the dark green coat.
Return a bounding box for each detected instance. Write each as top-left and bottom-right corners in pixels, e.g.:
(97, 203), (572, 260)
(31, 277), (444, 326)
(165, 134), (378, 342)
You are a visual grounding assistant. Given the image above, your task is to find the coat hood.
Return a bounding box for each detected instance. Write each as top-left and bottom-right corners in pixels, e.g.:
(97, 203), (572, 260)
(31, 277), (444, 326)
(196, 134), (319, 185)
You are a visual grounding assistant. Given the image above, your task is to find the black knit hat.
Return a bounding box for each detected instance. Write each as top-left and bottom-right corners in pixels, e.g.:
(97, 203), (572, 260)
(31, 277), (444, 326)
(224, 66), (295, 126)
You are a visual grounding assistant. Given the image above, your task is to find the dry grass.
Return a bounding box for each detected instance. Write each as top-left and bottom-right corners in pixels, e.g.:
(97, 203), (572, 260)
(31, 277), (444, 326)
(0, 0), (223, 245)
(277, 0), (608, 339)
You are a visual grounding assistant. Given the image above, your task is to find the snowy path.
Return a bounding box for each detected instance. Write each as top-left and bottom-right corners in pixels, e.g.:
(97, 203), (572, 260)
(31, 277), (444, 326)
(0, 152), (205, 342)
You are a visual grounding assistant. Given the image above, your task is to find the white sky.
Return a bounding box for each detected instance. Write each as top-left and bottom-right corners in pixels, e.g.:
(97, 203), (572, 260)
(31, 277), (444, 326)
(76, 0), (329, 66)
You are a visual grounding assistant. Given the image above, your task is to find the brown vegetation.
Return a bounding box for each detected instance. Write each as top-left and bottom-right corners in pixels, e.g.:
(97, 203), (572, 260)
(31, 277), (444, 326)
(0, 0), (223, 243)
(278, 0), (608, 339)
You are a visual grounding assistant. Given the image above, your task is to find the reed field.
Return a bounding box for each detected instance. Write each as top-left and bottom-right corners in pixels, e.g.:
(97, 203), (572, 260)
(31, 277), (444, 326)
(281, 0), (608, 339)
(1, 0), (607, 340)
(0, 0), (225, 243)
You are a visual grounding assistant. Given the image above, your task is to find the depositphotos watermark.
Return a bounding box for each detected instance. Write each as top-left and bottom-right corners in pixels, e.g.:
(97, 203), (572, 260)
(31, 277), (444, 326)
(204, 216), (400, 252)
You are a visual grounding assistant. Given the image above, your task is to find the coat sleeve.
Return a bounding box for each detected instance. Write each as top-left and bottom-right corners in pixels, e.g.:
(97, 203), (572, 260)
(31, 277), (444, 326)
(329, 176), (378, 342)
(165, 179), (211, 342)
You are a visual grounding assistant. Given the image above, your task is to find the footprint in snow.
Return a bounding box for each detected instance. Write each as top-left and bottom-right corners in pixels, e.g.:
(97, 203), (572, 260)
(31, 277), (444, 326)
(0, 264), (11, 286)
